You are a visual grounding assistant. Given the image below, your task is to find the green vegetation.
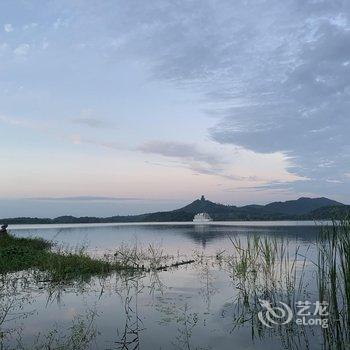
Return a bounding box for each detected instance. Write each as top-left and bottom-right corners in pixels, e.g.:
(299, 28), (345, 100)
(225, 235), (307, 314)
(0, 234), (132, 281)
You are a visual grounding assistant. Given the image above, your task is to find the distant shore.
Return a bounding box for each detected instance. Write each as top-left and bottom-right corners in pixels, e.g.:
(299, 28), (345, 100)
(1, 196), (349, 225)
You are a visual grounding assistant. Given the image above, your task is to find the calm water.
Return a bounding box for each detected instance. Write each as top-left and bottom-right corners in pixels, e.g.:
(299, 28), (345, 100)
(3, 222), (328, 349)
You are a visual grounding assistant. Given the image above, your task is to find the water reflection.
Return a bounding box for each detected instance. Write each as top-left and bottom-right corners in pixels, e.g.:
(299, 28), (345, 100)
(1, 223), (348, 349)
(10, 223), (321, 257)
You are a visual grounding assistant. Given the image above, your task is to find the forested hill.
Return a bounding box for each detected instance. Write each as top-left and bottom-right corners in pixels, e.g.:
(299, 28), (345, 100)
(1, 196), (348, 224)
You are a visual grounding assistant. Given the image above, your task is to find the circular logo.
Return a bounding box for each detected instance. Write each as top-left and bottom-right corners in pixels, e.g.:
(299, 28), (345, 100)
(258, 299), (293, 328)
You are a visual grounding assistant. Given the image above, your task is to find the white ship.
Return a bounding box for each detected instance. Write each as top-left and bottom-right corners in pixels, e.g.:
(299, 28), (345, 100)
(193, 212), (213, 223)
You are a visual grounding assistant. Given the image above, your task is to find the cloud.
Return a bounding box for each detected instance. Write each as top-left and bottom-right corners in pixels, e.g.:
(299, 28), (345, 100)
(139, 140), (223, 166)
(105, 0), (350, 197)
(30, 196), (143, 201)
(226, 183), (294, 194)
(71, 109), (112, 128)
(138, 140), (301, 186)
(71, 117), (111, 128)
(13, 43), (30, 56)
(139, 140), (234, 179)
(53, 17), (69, 30)
(0, 114), (122, 153)
(0, 114), (47, 131)
(68, 133), (123, 151)
(2, 0), (349, 200)
(208, 16), (350, 195)
(4, 23), (13, 32)
(23, 22), (38, 31)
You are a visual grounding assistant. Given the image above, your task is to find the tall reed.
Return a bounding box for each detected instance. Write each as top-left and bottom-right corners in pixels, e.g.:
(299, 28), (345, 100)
(317, 219), (350, 349)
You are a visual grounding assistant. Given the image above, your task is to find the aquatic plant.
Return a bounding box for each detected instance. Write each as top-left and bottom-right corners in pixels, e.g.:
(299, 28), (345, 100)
(222, 234), (312, 349)
(225, 235), (308, 303)
(115, 276), (145, 350)
(12, 307), (99, 350)
(317, 219), (350, 349)
(0, 234), (135, 282)
(113, 242), (193, 272)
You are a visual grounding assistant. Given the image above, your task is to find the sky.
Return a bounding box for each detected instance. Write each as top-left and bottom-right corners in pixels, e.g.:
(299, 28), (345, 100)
(0, 0), (349, 217)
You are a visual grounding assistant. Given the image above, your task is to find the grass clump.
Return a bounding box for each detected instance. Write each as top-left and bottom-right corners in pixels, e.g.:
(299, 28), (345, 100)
(0, 234), (130, 281)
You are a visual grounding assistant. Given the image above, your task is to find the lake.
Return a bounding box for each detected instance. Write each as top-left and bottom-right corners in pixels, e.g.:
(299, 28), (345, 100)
(1, 222), (342, 349)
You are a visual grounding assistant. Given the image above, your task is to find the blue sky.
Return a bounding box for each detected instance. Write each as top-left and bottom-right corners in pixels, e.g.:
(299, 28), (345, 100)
(0, 0), (349, 216)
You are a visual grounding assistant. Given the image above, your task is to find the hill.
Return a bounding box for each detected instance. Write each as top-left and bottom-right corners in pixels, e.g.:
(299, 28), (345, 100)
(305, 205), (350, 220)
(1, 196), (347, 224)
(262, 197), (343, 215)
(177, 195), (234, 214)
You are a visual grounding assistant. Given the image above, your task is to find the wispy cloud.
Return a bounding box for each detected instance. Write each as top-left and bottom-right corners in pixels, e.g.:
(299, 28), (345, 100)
(1, 0), (349, 202)
(4, 23), (13, 32)
(139, 140), (238, 179)
(71, 109), (113, 128)
(30, 196), (143, 201)
(53, 17), (69, 30)
(71, 117), (111, 128)
(13, 43), (30, 56)
(109, 0), (350, 197)
(139, 140), (223, 166)
(138, 140), (302, 187)
(0, 115), (121, 152)
(68, 134), (122, 150)
(23, 22), (38, 31)
(0, 114), (48, 131)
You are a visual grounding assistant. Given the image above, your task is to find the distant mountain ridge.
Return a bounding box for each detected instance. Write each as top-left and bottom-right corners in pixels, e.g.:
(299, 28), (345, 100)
(1, 196), (348, 224)
(180, 196), (343, 215)
(168, 196), (345, 221)
(262, 197), (342, 215)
